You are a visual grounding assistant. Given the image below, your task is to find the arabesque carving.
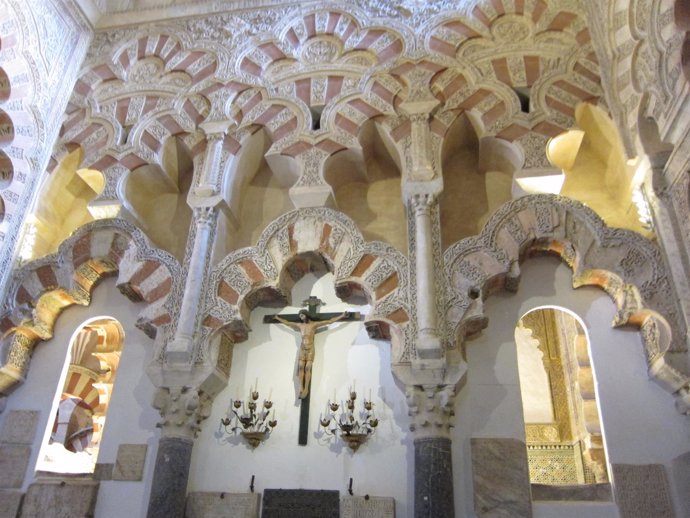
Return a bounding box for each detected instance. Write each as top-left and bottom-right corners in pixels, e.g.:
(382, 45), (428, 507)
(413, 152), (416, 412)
(0, 218), (181, 396)
(445, 194), (690, 414)
(200, 207), (413, 363)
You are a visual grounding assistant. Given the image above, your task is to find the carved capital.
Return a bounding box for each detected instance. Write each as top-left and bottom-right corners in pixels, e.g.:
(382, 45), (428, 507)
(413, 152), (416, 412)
(406, 384), (456, 440)
(193, 206), (217, 227)
(410, 193), (436, 215)
(152, 386), (212, 440)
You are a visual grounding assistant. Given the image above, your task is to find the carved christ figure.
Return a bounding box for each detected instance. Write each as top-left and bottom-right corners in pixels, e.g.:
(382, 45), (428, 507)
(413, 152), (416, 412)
(273, 310), (349, 399)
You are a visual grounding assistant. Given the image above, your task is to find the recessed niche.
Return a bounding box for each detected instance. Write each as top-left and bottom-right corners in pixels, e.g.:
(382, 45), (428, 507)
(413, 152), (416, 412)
(310, 105), (323, 131)
(513, 87), (531, 114)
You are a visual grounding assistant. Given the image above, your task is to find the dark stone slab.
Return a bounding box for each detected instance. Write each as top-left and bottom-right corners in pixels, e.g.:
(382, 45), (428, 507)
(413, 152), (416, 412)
(414, 437), (454, 518)
(146, 437), (193, 518)
(531, 483), (612, 502)
(471, 438), (532, 518)
(612, 464), (675, 518)
(262, 489), (339, 518)
(0, 489), (23, 518)
(20, 479), (99, 518)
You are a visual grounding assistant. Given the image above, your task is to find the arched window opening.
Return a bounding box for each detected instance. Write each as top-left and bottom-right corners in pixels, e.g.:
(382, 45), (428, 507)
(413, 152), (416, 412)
(515, 306), (608, 487)
(36, 317), (124, 474)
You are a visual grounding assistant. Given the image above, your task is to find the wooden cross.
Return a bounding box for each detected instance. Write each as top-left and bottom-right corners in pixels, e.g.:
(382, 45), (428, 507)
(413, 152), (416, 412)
(264, 296), (361, 445)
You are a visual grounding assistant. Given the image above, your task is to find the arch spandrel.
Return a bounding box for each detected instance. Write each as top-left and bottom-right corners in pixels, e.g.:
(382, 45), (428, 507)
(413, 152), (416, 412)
(0, 218), (182, 397)
(444, 193), (690, 414)
(201, 207), (412, 366)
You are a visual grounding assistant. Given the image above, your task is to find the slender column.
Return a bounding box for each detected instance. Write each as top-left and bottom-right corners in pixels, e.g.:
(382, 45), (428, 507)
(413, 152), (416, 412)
(407, 384), (457, 518)
(147, 387), (209, 518)
(165, 206), (216, 363)
(165, 127), (225, 363)
(411, 193), (442, 359)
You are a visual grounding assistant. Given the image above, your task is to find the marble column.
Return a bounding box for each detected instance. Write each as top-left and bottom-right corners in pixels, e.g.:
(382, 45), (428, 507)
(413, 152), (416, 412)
(415, 437), (454, 518)
(165, 206), (216, 363)
(146, 437), (193, 518)
(406, 384), (458, 518)
(166, 125), (226, 363)
(410, 193), (442, 360)
(147, 387), (209, 518)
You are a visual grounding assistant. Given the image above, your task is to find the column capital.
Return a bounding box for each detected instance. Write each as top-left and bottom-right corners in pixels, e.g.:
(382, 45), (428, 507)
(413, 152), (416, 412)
(406, 384), (456, 440)
(199, 120), (235, 138)
(152, 386), (212, 440)
(193, 205), (217, 225)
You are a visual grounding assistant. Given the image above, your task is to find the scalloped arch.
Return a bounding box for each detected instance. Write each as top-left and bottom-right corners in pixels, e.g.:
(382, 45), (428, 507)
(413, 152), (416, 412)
(0, 219), (181, 397)
(445, 193), (690, 413)
(202, 207), (412, 362)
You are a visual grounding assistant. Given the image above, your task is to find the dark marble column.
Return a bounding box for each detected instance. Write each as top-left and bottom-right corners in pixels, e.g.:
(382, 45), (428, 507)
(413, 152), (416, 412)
(415, 437), (454, 518)
(146, 437), (193, 518)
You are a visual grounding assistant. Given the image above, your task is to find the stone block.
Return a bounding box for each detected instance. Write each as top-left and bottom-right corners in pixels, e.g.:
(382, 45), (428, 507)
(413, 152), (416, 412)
(612, 464), (675, 518)
(0, 489), (23, 518)
(0, 411), (38, 445)
(185, 492), (260, 518)
(20, 480), (99, 518)
(93, 463), (113, 481)
(471, 438), (532, 518)
(0, 445), (31, 488)
(112, 444), (147, 481)
(262, 489), (339, 518)
(342, 495), (395, 517)
(672, 451), (690, 518)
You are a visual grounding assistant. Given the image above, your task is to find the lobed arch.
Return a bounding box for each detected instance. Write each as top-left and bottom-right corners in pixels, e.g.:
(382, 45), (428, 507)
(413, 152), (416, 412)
(235, 8), (408, 85)
(444, 193), (690, 414)
(0, 218), (181, 397)
(200, 207), (413, 367)
(71, 31), (220, 110)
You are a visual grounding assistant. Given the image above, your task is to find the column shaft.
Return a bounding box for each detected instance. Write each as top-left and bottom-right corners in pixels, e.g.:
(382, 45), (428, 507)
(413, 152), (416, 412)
(146, 436), (193, 518)
(415, 437), (455, 518)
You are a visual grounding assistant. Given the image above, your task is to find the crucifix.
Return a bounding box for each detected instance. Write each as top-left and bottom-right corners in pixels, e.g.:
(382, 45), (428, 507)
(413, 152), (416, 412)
(264, 296), (361, 445)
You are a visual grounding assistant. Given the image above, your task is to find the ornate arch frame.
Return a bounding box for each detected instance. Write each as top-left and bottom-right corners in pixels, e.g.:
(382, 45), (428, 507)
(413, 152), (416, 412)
(0, 218), (181, 397)
(445, 194), (690, 414)
(198, 207), (412, 376)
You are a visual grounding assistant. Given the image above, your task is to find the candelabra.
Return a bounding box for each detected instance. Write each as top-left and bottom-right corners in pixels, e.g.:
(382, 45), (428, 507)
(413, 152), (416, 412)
(319, 389), (378, 452)
(221, 390), (277, 448)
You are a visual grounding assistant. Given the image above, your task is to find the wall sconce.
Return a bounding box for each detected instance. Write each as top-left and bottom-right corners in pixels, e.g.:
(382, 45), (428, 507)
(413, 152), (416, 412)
(319, 388), (378, 452)
(221, 390), (277, 448)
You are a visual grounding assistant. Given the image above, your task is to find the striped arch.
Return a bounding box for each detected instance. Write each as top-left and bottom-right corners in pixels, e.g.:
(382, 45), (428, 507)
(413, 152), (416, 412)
(0, 219), (181, 397)
(426, 2), (602, 145)
(236, 9), (406, 82)
(444, 193), (690, 414)
(0, 5), (49, 229)
(201, 207), (413, 364)
(71, 32), (220, 109)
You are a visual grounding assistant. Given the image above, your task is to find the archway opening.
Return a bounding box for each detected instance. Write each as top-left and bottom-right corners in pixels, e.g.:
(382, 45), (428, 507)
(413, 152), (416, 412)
(516, 306), (609, 487)
(35, 316), (124, 474)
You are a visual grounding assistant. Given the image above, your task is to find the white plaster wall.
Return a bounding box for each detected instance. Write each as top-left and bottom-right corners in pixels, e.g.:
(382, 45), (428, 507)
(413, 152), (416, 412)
(453, 256), (690, 518)
(188, 273), (413, 515)
(0, 278), (159, 518)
